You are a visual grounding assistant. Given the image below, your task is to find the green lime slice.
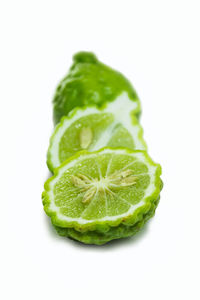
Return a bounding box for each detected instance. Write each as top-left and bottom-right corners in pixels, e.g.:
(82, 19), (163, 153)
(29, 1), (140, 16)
(42, 148), (162, 232)
(47, 93), (146, 172)
(53, 52), (140, 125)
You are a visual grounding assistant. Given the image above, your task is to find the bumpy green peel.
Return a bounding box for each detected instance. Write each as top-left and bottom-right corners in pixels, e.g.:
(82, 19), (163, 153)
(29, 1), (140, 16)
(53, 51), (141, 124)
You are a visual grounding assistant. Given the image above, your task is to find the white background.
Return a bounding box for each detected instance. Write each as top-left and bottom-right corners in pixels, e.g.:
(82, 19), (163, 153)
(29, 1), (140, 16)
(0, 1), (200, 299)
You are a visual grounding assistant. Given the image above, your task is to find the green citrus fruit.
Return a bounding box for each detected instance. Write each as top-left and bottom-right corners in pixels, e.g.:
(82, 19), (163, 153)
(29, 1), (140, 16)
(53, 52), (141, 124)
(47, 94), (146, 172)
(42, 148), (162, 243)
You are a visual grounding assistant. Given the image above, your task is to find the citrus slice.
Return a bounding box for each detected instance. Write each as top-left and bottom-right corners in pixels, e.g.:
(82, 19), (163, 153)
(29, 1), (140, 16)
(47, 93), (146, 172)
(42, 148), (162, 233)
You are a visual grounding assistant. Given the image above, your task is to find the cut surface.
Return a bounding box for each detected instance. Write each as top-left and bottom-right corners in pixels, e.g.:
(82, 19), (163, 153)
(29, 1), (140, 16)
(43, 148), (161, 231)
(47, 92), (146, 172)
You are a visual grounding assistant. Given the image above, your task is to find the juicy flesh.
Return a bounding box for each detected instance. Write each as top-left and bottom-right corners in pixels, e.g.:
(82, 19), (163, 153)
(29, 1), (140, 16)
(53, 153), (150, 221)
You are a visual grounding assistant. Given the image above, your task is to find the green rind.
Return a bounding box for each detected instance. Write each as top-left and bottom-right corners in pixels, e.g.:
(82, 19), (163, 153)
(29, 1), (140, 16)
(47, 102), (147, 173)
(53, 196), (160, 245)
(53, 51), (141, 125)
(42, 148), (162, 232)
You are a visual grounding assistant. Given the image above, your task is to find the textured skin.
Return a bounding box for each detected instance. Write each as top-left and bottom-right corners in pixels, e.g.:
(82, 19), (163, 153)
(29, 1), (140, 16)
(53, 52), (141, 124)
(42, 148), (162, 233)
(53, 196), (160, 245)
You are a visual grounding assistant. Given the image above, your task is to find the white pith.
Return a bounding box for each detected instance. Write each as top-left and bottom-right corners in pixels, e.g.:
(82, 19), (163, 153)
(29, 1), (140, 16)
(49, 92), (145, 169)
(47, 149), (158, 225)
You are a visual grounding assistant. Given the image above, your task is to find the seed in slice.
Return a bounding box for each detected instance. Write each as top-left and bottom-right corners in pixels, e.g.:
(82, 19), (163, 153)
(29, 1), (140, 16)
(47, 92), (147, 172)
(79, 127), (93, 149)
(42, 148), (162, 232)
